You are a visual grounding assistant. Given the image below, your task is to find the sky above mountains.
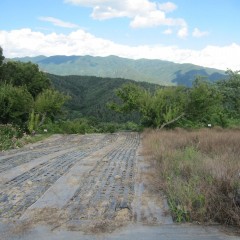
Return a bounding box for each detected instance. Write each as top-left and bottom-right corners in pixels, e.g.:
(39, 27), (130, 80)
(0, 0), (240, 71)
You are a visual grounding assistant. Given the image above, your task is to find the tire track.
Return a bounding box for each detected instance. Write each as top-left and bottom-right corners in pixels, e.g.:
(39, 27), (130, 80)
(0, 134), (117, 218)
(65, 132), (140, 221)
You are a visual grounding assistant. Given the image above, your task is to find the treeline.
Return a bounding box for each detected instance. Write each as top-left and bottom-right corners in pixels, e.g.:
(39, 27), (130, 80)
(109, 71), (240, 129)
(0, 47), (69, 134)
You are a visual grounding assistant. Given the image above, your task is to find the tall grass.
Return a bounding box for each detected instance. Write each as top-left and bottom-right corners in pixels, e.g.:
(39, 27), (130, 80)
(143, 128), (240, 226)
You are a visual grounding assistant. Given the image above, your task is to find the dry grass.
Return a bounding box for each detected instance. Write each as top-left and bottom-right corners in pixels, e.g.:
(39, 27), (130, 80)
(142, 128), (240, 227)
(11, 208), (69, 235)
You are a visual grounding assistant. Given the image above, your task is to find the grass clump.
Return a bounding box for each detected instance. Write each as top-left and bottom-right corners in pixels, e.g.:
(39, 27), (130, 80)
(0, 124), (23, 151)
(143, 128), (240, 226)
(0, 124), (50, 151)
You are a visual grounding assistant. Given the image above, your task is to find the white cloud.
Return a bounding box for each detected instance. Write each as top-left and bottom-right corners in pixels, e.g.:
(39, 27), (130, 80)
(64, 0), (187, 35)
(177, 27), (188, 38)
(163, 28), (173, 35)
(192, 27), (209, 38)
(39, 17), (80, 28)
(1, 28), (239, 71)
(64, 0), (110, 6)
(158, 2), (177, 13)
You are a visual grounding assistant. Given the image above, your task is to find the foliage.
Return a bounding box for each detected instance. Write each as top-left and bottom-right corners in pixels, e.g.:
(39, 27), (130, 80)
(28, 110), (40, 133)
(39, 118), (142, 134)
(147, 87), (187, 128)
(34, 89), (70, 126)
(217, 70), (240, 119)
(1, 60), (50, 98)
(0, 48), (70, 132)
(0, 124), (51, 151)
(49, 74), (157, 123)
(186, 77), (226, 126)
(0, 124), (22, 150)
(110, 75), (239, 128)
(110, 84), (188, 128)
(108, 83), (144, 113)
(0, 84), (34, 126)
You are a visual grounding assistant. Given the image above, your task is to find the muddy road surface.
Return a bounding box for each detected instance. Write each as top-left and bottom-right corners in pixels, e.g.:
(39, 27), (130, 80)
(0, 133), (237, 240)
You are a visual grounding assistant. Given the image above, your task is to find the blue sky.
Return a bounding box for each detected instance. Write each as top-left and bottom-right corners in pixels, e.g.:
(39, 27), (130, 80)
(0, 0), (240, 70)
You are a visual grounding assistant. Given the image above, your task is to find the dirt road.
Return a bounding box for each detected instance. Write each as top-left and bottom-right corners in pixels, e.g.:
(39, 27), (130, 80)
(0, 133), (238, 239)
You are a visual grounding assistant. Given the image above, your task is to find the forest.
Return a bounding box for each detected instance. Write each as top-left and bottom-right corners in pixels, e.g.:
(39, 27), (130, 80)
(0, 46), (240, 149)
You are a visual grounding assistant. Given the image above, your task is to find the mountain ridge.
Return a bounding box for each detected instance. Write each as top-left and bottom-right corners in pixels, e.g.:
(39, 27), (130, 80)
(12, 55), (227, 86)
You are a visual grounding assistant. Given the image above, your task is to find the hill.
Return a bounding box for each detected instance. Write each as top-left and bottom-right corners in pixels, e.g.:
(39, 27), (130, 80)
(13, 55), (226, 86)
(48, 74), (159, 122)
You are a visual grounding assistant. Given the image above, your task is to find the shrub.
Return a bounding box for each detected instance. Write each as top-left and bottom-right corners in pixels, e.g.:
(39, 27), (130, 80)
(0, 124), (23, 150)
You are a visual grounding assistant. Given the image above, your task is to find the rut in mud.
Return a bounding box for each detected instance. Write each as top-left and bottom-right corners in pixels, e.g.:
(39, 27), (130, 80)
(0, 133), (172, 232)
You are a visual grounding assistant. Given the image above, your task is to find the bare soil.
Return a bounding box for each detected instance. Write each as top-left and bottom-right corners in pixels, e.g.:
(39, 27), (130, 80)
(0, 133), (171, 236)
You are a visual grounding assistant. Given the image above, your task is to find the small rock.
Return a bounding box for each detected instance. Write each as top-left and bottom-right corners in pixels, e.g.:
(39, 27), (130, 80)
(115, 175), (121, 180)
(27, 180), (33, 186)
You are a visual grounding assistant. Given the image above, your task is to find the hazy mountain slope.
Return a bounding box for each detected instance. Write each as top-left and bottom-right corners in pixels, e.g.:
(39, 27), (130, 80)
(13, 55), (226, 86)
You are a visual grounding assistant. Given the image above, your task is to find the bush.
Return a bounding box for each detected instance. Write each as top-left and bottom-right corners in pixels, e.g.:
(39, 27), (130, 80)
(0, 124), (23, 150)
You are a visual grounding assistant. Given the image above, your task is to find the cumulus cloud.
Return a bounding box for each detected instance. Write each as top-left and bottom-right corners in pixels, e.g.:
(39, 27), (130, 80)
(1, 28), (239, 71)
(64, 0), (187, 35)
(158, 2), (177, 12)
(192, 27), (209, 38)
(178, 27), (188, 38)
(39, 16), (80, 28)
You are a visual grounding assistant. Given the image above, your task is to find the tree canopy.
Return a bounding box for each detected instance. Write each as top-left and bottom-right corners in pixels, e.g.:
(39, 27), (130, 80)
(110, 74), (240, 128)
(0, 84), (33, 126)
(0, 47), (69, 131)
(109, 84), (187, 128)
(0, 61), (51, 98)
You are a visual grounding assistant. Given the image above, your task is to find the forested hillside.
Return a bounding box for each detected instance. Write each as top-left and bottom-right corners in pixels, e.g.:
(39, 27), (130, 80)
(13, 55), (226, 86)
(48, 74), (159, 122)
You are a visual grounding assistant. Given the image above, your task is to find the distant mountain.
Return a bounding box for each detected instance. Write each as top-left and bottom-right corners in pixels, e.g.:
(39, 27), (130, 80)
(13, 55), (227, 86)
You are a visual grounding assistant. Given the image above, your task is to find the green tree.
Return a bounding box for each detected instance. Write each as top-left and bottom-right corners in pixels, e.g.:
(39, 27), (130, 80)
(1, 61), (50, 98)
(186, 78), (225, 126)
(217, 70), (240, 119)
(34, 89), (70, 126)
(109, 83), (144, 113)
(109, 83), (187, 128)
(150, 87), (187, 128)
(0, 84), (34, 126)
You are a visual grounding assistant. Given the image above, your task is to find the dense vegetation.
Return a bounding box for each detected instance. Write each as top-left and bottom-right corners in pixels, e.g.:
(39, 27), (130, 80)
(0, 47), (69, 149)
(109, 71), (240, 129)
(13, 55), (226, 86)
(48, 73), (158, 123)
